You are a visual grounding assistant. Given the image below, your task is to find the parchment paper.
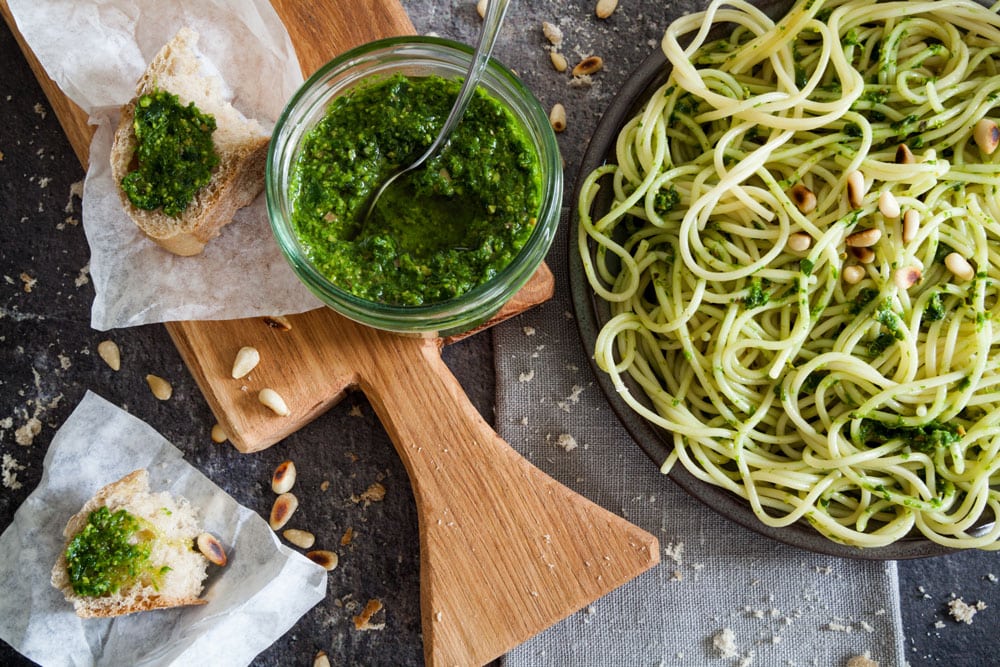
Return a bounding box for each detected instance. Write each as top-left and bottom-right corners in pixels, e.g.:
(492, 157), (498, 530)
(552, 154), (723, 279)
(0, 391), (328, 667)
(7, 0), (324, 330)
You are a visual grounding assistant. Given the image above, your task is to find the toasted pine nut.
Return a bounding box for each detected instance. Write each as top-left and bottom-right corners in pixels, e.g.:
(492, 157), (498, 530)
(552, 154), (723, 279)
(572, 56), (604, 77)
(846, 170), (866, 208)
(549, 103), (567, 132)
(895, 143), (915, 164)
(786, 232), (812, 252)
(476, 0), (487, 19)
(283, 528), (316, 549)
(272, 460), (297, 494)
(97, 340), (121, 371)
(789, 184), (816, 214)
(259, 388), (290, 416)
(269, 493), (298, 530)
(541, 21), (563, 47)
(146, 374), (172, 401)
(549, 51), (568, 72)
(850, 246), (876, 264)
(596, 0), (619, 19)
(893, 266), (922, 290)
(843, 265), (865, 285)
(197, 532), (227, 566)
(210, 423), (228, 443)
(877, 190), (900, 219)
(263, 315), (292, 331)
(974, 118), (999, 155)
(902, 209), (920, 243)
(231, 346), (260, 379)
(307, 550), (340, 571)
(314, 651), (331, 667)
(945, 253), (975, 282)
(845, 228), (882, 248)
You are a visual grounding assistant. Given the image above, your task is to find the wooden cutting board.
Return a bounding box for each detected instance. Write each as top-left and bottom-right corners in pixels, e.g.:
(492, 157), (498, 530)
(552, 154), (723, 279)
(2, 1), (660, 665)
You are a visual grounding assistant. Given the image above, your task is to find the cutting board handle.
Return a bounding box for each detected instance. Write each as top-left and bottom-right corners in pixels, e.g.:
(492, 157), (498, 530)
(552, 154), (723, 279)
(359, 333), (659, 666)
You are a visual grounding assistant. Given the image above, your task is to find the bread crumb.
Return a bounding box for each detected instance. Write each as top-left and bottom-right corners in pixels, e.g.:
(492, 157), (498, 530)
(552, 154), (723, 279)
(320, 480), (330, 492)
(33, 102), (46, 118)
(846, 653), (878, 667)
(934, 620), (946, 628)
(2, 453), (25, 490)
(20, 272), (36, 293)
(712, 628), (739, 658)
(987, 573), (997, 583)
(519, 369), (535, 382)
(348, 404), (363, 417)
(523, 326), (536, 336)
(557, 384), (585, 412)
(352, 598), (385, 631)
(37, 176), (52, 189)
(551, 433), (578, 452)
(15, 417), (42, 446)
(74, 263), (90, 287)
(341, 526), (354, 546)
(948, 598), (986, 624)
(663, 541), (684, 564)
(351, 482), (386, 506)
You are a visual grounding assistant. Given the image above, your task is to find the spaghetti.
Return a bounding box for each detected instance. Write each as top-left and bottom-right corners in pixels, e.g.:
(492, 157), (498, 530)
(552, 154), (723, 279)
(579, 0), (1000, 548)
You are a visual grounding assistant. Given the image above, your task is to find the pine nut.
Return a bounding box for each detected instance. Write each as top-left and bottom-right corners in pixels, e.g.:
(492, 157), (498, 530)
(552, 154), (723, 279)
(259, 388), (290, 416)
(877, 190), (900, 219)
(210, 423), (228, 443)
(197, 532), (228, 566)
(786, 232), (812, 252)
(283, 528), (316, 549)
(595, 0), (619, 19)
(97, 340), (121, 371)
(893, 266), (922, 290)
(476, 0), (487, 19)
(146, 374), (172, 401)
(541, 21), (563, 47)
(269, 492), (298, 530)
(272, 460), (297, 494)
(843, 265), (865, 285)
(549, 103), (567, 132)
(945, 253), (975, 282)
(307, 550), (339, 571)
(845, 228), (882, 248)
(789, 184), (817, 214)
(314, 651), (331, 667)
(895, 143), (915, 164)
(974, 118), (999, 155)
(549, 51), (568, 72)
(572, 56), (604, 77)
(902, 209), (920, 243)
(850, 246), (875, 264)
(846, 170), (866, 208)
(263, 315), (292, 331)
(231, 346), (260, 379)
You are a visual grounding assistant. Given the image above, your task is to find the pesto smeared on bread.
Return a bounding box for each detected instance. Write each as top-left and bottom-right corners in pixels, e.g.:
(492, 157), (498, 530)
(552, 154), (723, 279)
(121, 89), (219, 218)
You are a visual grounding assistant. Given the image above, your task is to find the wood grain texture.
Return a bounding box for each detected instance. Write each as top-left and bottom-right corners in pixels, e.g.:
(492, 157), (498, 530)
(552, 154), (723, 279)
(3, 2), (659, 664)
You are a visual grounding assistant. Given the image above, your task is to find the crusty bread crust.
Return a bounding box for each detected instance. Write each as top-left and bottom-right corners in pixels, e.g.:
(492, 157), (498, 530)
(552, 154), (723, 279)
(110, 27), (270, 256)
(51, 469), (210, 618)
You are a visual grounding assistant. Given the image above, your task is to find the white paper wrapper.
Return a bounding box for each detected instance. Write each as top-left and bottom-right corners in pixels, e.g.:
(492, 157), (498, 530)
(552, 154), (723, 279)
(0, 391), (327, 667)
(7, 0), (324, 330)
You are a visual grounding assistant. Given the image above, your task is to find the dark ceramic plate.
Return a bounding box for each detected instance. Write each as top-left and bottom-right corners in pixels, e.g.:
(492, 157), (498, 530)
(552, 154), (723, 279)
(568, 1), (992, 560)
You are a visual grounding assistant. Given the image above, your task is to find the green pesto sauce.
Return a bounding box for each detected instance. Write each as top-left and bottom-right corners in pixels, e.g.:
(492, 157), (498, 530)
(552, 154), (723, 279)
(121, 89), (219, 218)
(65, 506), (152, 597)
(289, 74), (542, 306)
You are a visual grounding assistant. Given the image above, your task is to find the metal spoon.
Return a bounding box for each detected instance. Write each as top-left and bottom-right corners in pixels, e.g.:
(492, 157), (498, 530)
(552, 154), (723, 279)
(364, 0), (512, 220)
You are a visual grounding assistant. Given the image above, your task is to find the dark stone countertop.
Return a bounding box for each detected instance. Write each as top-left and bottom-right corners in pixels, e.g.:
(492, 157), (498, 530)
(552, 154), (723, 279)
(1, 2), (997, 666)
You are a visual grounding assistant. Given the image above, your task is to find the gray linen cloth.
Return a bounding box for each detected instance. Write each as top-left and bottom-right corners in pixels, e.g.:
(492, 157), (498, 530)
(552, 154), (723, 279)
(495, 215), (906, 666)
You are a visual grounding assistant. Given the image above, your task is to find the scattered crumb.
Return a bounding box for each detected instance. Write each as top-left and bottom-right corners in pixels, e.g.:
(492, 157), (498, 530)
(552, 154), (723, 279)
(15, 417), (42, 446)
(987, 573), (997, 583)
(2, 454), (25, 490)
(557, 384), (585, 412)
(341, 526), (354, 546)
(352, 598), (385, 631)
(33, 102), (46, 118)
(846, 654), (878, 667)
(934, 620), (946, 629)
(320, 480), (330, 492)
(74, 263), (90, 287)
(550, 433), (577, 452)
(663, 541), (684, 564)
(519, 369), (535, 382)
(815, 565), (833, 575)
(348, 404), (363, 417)
(37, 176), (52, 189)
(58, 354), (71, 370)
(523, 326), (536, 336)
(20, 272), (36, 293)
(712, 628), (739, 659)
(351, 482), (386, 506)
(948, 598), (986, 624)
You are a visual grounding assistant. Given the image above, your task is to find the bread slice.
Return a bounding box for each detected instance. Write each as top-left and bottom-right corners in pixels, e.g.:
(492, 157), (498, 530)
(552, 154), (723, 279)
(110, 27), (270, 256)
(51, 469), (211, 618)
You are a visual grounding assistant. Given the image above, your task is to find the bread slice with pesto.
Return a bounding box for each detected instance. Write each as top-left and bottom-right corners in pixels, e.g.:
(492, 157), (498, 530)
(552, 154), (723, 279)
(110, 27), (270, 256)
(51, 469), (214, 618)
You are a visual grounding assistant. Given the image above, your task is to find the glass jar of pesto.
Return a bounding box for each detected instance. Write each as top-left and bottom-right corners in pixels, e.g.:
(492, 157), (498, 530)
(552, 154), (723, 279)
(267, 37), (562, 336)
